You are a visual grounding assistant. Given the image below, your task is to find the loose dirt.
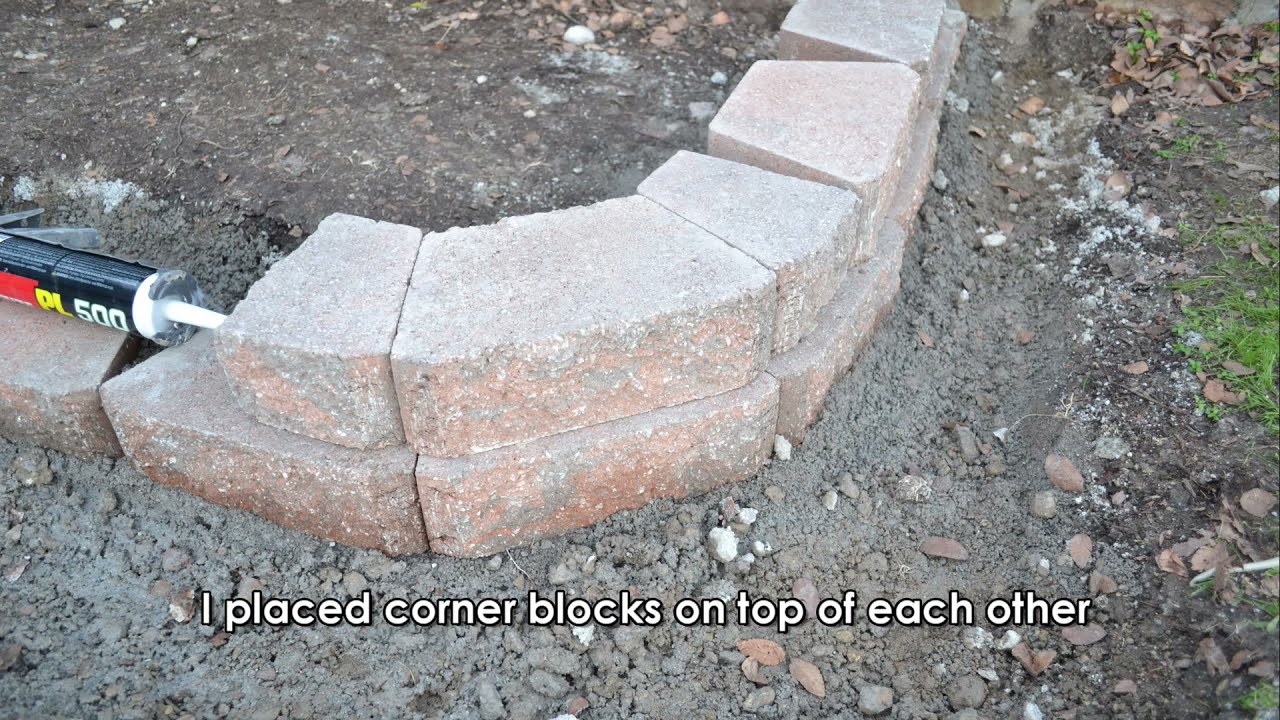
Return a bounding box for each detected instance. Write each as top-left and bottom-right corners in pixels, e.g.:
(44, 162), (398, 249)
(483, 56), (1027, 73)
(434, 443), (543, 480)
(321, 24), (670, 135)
(1, 2), (1277, 719)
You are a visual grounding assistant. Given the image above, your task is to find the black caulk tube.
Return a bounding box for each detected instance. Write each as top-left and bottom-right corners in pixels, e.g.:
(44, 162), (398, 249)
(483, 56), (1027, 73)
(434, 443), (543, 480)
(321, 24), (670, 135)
(0, 230), (224, 346)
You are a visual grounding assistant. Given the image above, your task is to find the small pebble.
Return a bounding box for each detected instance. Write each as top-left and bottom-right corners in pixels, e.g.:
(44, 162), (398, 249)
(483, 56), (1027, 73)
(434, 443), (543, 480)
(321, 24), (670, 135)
(107, 17), (126, 30)
(981, 233), (1007, 248)
(563, 25), (595, 45)
(12, 449), (53, 486)
(1094, 436), (1130, 460)
(1029, 490), (1057, 519)
(822, 490), (838, 511)
(706, 527), (738, 563)
(773, 435), (792, 461)
(710, 71), (728, 85)
(997, 630), (1022, 650)
(743, 685), (775, 711)
(858, 685), (894, 716)
(837, 472), (860, 499)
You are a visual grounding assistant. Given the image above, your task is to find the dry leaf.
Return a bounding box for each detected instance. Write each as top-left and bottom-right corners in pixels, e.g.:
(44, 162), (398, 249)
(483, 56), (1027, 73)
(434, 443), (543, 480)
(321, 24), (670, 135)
(1222, 360), (1254, 376)
(4, 561), (27, 583)
(1123, 360), (1149, 374)
(1190, 542), (1228, 572)
(1203, 379), (1243, 404)
(1068, 534), (1093, 568)
(920, 536), (969, 560)
(1016, 329), (1036, 345)
(967, 125), (988, 138)
(1240, 489), (1278, 518)
(1044, 454), (1085, 493)
(741, 657), (768, 685)
(792, 578), (820, 619)
(1199, 637), (1230, 675)
(1104, 171), (1132, 201)
(737, 639), (785, 667)
(1019, 96), (1046, 114)
(709, 10), (731, 26)
(789, 658), (826, 698)
(1156, 548), (1188, 577)
(1062, 624), (1107, 646)
(1088, 570), (1119, 595)
(916, 328), (934, 348)
(1110, 92), (1130, 115)
(1011, 642), (1056, 675)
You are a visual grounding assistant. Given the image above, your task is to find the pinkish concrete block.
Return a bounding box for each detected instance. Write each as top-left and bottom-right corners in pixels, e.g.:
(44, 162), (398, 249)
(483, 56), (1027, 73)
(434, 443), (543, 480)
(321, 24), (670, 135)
(890, 11), (968, 230)
(0, 303), (136, 458)
(418, 373), (779, 557)
(216, 213), (422, 450)
(638, 151), (864, 354)
(102, 333), (427, 556)
(768, 221), (907, 445)
(392, 196), (777, 458)
(779, 0), (948, 74)
(707, 61), (921, 250)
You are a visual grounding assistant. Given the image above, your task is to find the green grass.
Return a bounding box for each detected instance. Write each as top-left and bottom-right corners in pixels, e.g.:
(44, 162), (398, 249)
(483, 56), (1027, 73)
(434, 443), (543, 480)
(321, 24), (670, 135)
(1173, 216), (1280, 434)
(1237, 682), (1279, 712)
(1157, 133), (1204, 159)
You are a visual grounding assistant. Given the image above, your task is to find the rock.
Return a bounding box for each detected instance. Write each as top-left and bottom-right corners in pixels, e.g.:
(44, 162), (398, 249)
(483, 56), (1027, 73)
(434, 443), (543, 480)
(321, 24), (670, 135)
(477, 681), (504, 719)
(737, 507), (758, 524)
(946, 674), (988, 710)
(751, 539), (773, 557)
(992, 427), (1009, 444)
(858, 685), (894, 715)
(563, 25), (595, 45)
(1094, 436), (1130, 460)
(920, 536), (968, 560)
(981, 232), (1006, 248)
(707, 527), (738, 563)
(688, 101), (717, 122)
(12, 449), (52, 486)
(710, 71), (728, 86)
(837, 472), (859, 499)
(342, 571), (368, 597)
(1261, 185), (1279, 211)
(955, 426), (979, 463)
(773, 435), (792, 461)
(107, 17), (126, 29)
(962, 627), (993, 650)
(996, 630), (1021, 650)
(1030, 491), (1057, 519)
(529, 669), (569, 697)
(549, 562), (577, 585)
(743, 685), (775, 711)
(977, 668), (998, 682)
(161, 548), (192, 573)
(822, 490), (838, 511)
(1044, 453), (1085, 492)
(932, 169), (950, 191)
(765, 486), (785, 503)
(1023, 702), (1044, 720)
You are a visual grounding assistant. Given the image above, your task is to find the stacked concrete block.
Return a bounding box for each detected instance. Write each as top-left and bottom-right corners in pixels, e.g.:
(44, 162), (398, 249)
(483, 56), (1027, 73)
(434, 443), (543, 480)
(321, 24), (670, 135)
(707, 61), (922, 251)
(0, 304), (136, 458)
(418, 374), (779, 557)
(102, 334), (428, 556)
(890, 10), (970, 230)
(779, 0), (948, 73)
(769, 221), (907, 444)
(391, 196), (777, 458)
(637, 151), (863, 354)
(216, 214), (422, 449)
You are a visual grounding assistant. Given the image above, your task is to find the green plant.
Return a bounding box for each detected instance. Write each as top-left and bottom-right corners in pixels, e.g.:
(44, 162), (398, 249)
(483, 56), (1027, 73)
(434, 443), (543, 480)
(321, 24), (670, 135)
(1127, 41), (1144, 61)
(1237, 682), (1279, 712)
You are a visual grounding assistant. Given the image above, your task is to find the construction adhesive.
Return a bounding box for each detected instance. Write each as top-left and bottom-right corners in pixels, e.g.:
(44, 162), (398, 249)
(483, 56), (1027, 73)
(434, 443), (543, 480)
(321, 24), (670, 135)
(0, 230), (223, 346)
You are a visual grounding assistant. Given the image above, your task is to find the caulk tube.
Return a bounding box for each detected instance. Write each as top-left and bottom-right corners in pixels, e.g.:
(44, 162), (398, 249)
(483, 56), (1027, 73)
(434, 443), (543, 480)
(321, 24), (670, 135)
(0, 230), (223, 346)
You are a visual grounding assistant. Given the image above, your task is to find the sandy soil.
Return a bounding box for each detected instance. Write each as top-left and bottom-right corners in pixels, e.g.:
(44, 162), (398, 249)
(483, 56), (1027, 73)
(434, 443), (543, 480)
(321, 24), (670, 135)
(1, 3), (1277, 720)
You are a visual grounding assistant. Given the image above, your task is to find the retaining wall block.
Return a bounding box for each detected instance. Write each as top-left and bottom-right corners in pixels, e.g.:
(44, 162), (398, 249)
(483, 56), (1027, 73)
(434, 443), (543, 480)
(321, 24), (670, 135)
(392, 196), (777, 458)
(102, 333), (428, 556)
(890, 9), (969, 231)
(638, 150), (863, 354)
(779, 0), (948, 74)
(769, 221), (907, 445)
(0, 303), (136, 458)
(707, 61), (922, 252)
(418, 373), (779, 557)
(216, 213), (422, 450)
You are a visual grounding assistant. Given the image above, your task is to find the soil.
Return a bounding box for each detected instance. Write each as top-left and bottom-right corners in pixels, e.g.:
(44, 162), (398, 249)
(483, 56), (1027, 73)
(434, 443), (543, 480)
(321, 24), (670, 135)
(1, 3), (1278, 720)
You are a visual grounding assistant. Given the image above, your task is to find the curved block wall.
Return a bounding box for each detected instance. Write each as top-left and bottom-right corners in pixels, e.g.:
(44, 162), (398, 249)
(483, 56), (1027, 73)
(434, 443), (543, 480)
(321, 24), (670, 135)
(2, 0), (968, 557)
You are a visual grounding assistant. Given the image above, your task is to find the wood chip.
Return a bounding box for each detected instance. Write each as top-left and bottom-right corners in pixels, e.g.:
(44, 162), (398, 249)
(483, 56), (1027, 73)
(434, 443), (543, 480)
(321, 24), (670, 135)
(920, 536), (969, 560)
(737, 639), (785, 667)
(789, 658), (826, 698)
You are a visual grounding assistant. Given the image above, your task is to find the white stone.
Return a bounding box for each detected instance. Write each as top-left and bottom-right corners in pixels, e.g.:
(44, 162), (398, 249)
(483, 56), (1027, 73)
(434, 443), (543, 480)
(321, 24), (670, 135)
(737, 507), (758, 525)
(563, 25), (596, 45)
(997, 630), (1022, 650)
(773, 435), (792, 461)
(981, 233), (1007, 248)
(1024, 703), (1044, 720)
(710, 71), (728, 86)
(707, 527), (738, 563)
(107, 17), (126, 30)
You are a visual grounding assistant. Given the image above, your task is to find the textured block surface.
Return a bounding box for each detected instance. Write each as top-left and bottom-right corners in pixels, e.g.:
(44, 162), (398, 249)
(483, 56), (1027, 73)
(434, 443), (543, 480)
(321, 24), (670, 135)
(418, 373), (779, 557)
(392, 196), (777, 458)
(0, 303), (136, 458)
(768, 222), (907, 444)
(216, 213), (422, 449)
(890, 10), (968, 230)
(638, 151), (864, 354)
(103, 333), (428, 556)
(779, 0), (947, 73)
(707, 61), (921, 247)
